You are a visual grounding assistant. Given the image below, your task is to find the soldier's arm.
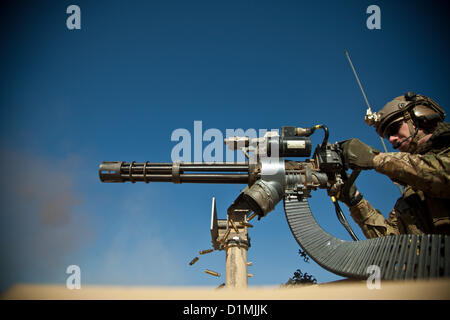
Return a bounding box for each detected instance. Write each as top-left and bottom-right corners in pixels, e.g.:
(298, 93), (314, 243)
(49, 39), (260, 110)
(349, 198), (400, 239)
(372, 148), (450, 198)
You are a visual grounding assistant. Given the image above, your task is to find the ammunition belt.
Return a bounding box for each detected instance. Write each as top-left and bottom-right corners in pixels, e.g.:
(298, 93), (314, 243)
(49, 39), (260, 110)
(284, 196), (450, 280)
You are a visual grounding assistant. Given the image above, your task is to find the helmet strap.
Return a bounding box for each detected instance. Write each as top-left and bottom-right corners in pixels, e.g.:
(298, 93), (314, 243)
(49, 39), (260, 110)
(400, 112), (422, 153)
(389, 108), (419, 152)
(402, 110), (416, 136)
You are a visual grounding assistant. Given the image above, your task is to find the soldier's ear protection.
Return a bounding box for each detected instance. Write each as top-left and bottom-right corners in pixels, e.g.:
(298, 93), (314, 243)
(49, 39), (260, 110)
(403, 91), (446, 132)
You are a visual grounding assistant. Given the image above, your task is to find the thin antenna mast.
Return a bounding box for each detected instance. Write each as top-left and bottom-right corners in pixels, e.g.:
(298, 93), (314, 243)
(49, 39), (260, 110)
(344, 50), (403, 195)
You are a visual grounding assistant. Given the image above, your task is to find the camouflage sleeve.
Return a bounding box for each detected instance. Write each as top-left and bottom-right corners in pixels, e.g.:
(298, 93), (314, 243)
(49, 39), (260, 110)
(372, 147), (450, 199)
(349, 198), (400, 239)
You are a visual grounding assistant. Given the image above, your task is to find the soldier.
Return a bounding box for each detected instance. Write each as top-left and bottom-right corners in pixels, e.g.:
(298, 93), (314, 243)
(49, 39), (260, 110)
(338, 92), (450, 238)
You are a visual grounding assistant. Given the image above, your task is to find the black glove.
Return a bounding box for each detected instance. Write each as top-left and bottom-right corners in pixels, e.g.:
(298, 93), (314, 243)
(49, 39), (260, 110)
(340, 138), (380, 170)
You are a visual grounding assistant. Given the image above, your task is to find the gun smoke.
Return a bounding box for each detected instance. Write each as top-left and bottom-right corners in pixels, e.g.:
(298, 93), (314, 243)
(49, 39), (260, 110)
(0, 150), (91, 292)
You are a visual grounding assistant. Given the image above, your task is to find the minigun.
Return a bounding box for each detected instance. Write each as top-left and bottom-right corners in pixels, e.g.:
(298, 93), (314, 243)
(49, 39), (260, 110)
(99, 125), (449, 284)
(100, 125), (350, 221)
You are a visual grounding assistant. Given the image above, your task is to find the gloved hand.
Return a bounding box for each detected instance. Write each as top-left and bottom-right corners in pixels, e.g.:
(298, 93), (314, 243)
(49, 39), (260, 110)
(340, 138), (380, 170)
(337, 183), (363, 207)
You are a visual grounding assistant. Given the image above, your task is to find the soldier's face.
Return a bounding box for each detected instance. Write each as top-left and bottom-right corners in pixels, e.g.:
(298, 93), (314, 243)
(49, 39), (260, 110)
(387, 120), (413, 151)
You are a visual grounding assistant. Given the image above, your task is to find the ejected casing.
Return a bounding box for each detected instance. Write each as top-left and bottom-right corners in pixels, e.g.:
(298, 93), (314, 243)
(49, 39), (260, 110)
(219, 228), (231, 243)
(240, 221), (254, 228)
(247, 212), (257, 221)
(189, 257), (199, 265)
(229, 219), (239, 233)
(205, 269), (221, 277)
(215, 283), (226, 290)
(199, 249), (214, 255)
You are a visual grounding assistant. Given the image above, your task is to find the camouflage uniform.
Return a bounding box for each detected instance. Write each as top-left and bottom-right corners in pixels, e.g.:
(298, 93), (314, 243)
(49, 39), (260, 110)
(349, 122), (450, 238)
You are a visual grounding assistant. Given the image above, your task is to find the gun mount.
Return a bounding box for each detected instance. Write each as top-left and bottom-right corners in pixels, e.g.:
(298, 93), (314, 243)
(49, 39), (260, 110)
(99, 125), (449, 286)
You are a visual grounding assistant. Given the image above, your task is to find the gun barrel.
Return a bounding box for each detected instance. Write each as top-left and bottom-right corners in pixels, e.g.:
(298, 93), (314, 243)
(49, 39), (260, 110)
(99, 161), (250, 184)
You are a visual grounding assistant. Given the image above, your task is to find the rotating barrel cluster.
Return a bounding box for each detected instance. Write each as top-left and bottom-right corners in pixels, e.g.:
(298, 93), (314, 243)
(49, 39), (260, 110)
(99, 161), (250, 184)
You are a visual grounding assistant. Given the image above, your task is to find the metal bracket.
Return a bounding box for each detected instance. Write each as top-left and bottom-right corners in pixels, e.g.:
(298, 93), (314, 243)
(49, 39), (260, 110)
(210, 197), (227, 250)
(210, 196), (252, 250)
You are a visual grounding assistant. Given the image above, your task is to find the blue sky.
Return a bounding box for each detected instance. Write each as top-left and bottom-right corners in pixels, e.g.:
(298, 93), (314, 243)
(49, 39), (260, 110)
(0, 0), (449, 292)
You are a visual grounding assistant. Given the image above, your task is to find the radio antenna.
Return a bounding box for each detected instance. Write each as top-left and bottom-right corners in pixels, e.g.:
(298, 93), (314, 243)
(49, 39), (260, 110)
(344, 50), (403, 195)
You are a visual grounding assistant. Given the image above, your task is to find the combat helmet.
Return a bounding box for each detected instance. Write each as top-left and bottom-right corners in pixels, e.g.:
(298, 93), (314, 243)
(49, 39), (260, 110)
(366, 92), (446, 138)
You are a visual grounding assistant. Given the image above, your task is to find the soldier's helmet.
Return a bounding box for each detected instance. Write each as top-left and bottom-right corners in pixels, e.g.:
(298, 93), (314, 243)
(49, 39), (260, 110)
(372, 92), (446, 138)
